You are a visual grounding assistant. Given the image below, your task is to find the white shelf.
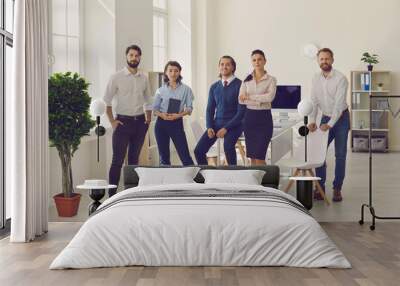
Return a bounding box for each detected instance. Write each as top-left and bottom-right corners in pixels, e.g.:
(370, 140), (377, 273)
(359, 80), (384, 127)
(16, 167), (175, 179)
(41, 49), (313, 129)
(352, 90), (390, 93)
(351, 70), (390, 73)
(352, 128), (389, 131)
(351, 109), (389, 112)
(351, 70), (391, 152)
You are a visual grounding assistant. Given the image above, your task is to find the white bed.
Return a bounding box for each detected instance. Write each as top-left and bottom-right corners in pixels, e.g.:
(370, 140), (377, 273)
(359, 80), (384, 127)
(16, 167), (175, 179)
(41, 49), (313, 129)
(50, 183), (351, 269)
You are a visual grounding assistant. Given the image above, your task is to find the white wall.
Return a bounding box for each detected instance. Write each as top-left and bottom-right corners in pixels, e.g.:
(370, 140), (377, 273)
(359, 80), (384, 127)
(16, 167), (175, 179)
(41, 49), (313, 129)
(168, 0), (192, 87)
(49, 135), (108, 196)
(83, 0), (116, 133)
(192, 0), (400, 149)
(83, 0), (115, 103)
(191, 0), (217, 120)
(115, 0), (153, 71)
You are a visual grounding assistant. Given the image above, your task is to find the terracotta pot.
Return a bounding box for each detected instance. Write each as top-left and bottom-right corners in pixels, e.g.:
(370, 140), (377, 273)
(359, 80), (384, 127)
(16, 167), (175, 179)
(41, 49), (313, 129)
(53, 193), (81, 217)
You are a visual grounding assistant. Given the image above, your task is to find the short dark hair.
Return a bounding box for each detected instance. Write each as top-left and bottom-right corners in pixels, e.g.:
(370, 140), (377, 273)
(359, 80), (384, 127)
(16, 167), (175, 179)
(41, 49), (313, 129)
(251, 49), (266, 60)
(317, 48), (334, 58)
(125, 44), (142, 56)
(218, 55), (237, 78)
(163, 61), (183, 84)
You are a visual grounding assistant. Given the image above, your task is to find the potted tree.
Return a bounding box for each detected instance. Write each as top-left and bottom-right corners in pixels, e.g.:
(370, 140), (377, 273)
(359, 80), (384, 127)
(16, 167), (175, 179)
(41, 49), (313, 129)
(361, 52), (379, 71)
(49, 72), (95, 217)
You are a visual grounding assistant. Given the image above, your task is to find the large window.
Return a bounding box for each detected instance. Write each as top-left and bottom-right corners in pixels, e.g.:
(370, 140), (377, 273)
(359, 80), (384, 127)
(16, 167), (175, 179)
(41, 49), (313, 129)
(49, 0), (80, 73)
(153, 0), (168, 72)
(1, 0), (14, 231)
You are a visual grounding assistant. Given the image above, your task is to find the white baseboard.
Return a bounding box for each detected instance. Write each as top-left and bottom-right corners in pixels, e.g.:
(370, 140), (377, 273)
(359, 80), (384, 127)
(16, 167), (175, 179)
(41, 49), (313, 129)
(389, 145), (400, 151)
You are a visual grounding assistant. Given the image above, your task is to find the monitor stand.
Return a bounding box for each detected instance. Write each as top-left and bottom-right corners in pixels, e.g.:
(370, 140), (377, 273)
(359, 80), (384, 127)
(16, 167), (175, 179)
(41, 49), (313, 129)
(278, 112), (290, 123)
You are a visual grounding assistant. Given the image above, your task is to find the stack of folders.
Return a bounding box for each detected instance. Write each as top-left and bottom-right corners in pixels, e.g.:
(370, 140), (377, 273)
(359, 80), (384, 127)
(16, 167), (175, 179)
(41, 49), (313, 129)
(360, 73), (370, 91)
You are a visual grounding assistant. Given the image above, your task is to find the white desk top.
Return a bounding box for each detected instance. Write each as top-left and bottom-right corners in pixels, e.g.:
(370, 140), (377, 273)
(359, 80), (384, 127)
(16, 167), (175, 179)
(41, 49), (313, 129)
(289, 176), (321, 181)
(76, 184), (117, 190)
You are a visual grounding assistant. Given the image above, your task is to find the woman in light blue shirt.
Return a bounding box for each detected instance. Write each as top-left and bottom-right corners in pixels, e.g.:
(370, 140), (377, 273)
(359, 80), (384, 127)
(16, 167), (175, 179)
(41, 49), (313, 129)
(153, 61), (194, 165)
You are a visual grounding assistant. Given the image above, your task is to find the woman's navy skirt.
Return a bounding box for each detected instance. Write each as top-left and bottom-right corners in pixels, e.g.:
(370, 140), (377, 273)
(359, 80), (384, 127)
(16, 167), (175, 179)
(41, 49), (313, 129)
(243, 109), (273, 160)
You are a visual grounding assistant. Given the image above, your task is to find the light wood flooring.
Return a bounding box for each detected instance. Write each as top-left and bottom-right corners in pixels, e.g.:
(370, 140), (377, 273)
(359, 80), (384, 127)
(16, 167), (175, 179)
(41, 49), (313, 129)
(1, 222), (400, 286)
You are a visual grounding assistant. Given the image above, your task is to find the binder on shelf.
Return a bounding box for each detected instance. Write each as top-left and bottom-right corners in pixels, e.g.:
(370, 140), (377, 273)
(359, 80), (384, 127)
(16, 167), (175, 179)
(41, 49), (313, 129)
(364, 73), (370, 91)
(360, 74), (365, 90)
(353, 93), (361, 109)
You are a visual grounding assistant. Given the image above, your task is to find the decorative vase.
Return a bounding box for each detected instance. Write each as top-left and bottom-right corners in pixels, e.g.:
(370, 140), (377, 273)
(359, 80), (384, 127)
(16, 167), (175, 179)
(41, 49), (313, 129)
(367, 64), (373, 71)
(53, 193), (81, 217)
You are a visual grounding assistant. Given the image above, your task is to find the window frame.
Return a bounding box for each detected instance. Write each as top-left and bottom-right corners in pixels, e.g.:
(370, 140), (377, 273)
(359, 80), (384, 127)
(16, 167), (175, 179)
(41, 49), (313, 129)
(48, 0), (81, 74)
(153, 0), (168, 72)
(0, 0), (14, 232)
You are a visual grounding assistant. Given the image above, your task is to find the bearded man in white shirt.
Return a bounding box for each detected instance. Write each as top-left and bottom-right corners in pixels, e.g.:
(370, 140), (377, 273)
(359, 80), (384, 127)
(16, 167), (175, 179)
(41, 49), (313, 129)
(103, 45), (152, 197)
(308, 48), (350, 202)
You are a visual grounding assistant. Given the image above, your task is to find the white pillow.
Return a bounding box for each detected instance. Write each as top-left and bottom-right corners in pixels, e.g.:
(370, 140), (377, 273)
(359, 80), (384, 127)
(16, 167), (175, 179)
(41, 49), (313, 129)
(135, 167), (200, 186)
(200, 169), (266, 185)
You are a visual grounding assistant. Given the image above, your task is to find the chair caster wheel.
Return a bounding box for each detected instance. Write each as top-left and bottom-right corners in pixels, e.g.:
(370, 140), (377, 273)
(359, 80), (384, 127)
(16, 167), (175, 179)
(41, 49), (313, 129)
(358, 220), (364, 225)
(370, 225), (375, 231)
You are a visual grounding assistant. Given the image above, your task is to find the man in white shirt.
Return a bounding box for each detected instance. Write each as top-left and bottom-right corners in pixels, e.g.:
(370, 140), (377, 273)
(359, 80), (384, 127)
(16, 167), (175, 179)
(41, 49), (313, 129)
(103, 45), (152, 197)
(308, 48), (350, 202)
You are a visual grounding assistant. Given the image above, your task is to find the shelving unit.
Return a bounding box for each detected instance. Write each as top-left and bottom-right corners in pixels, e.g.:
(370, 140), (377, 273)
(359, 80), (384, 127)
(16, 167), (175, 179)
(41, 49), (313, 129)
(350, 71), (391, 152)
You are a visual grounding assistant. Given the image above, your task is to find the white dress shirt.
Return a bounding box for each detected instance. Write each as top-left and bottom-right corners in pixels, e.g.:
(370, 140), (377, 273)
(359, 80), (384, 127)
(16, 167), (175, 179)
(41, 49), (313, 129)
(309, 69), (349, 127)
(220, 75), (236, 86)
(239, 72), (277, 110)
(103, 67), (152, 116)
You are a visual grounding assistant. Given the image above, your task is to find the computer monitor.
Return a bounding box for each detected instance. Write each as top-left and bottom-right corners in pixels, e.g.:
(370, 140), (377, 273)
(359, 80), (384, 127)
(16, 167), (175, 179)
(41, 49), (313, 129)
(272, 85), (301, 121)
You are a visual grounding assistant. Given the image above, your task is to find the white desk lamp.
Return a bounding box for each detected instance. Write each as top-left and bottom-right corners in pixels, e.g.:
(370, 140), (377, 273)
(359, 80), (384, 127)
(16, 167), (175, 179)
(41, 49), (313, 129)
(90, 99), (106, 162)
(297, 99), (314, 162)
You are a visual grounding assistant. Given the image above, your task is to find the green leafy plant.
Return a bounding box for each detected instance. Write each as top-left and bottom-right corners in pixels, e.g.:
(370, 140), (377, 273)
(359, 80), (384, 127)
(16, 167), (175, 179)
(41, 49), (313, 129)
(361, 52), (379, 65)
(49, 72), (95, 197)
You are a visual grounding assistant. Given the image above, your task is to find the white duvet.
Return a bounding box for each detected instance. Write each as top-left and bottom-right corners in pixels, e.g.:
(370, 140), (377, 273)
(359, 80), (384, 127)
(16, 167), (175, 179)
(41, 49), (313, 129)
(50, 183), (351, 269)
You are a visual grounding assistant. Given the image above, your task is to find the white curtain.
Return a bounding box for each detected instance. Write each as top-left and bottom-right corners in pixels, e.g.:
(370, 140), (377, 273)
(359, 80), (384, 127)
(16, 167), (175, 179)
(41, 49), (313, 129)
(8, 0), (49, 242)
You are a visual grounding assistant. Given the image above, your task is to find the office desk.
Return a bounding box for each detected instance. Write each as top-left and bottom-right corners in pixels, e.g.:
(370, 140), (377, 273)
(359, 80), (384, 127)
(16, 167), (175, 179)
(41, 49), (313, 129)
(235, 119), (301, 166)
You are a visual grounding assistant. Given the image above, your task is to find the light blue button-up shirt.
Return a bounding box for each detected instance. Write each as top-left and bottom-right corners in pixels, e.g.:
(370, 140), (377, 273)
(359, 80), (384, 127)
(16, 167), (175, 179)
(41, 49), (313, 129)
(153, 83), (194, 113)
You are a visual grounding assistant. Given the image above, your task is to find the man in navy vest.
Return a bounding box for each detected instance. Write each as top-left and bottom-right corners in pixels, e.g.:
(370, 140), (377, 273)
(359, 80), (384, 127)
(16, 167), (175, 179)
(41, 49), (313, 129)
(194, 56), (245, 165)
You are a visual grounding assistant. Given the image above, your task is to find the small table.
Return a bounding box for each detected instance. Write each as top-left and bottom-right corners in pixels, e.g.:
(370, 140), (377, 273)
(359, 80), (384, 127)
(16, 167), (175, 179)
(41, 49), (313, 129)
(76, 184), (117, 215)
(289, 176), (321, 210)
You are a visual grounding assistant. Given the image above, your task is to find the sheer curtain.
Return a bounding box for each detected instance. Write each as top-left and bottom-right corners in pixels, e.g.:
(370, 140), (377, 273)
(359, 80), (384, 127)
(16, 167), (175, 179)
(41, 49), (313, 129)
(8, 0), (49, 242)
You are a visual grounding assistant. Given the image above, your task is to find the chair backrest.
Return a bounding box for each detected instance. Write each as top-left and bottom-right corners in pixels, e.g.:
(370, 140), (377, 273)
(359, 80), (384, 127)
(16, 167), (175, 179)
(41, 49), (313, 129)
(292, 128), (329, 164)
(190, 120), (205, 142)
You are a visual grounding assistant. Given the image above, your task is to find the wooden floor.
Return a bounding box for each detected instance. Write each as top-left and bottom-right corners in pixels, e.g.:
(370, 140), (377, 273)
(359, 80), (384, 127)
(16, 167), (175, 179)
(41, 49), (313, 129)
(1, 222), (400, 286)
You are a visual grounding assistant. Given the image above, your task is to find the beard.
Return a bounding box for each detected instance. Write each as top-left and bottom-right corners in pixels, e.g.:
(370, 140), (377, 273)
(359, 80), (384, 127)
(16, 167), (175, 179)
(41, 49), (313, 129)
(320, 63), (332, 72)
(127, 60), (139, 68)
(220, 70), (233, 77)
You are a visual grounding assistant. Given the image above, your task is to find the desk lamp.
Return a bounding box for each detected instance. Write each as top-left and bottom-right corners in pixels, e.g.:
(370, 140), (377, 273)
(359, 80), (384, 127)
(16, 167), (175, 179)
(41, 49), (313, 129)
(297, 99), (314, 162)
